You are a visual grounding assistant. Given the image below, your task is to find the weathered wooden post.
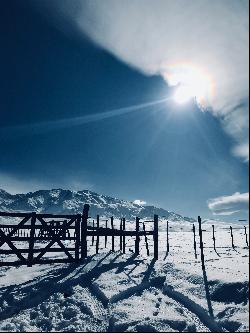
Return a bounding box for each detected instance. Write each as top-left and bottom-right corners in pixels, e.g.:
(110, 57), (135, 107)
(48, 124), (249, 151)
(122, 218), (126, 254)
(154, 214), (159, 260)
(27, 212), (36, 267)
(198, 216), (214, 318)
(111, 216), (114, 252)
(75, 214), (81, 261)
(166, 220), (169, 255)
(230, 226), (235, 248)
(244, 226), (249, 247)
(105, 220), (108, 248)
(192, 224), (197, 259)
(120, 218), (123, 251)
(92, 220), (95, 246)
(96, 215), (100, 254)
(135, 217), (140, 255)
(212, 224), (216, 252)
(198, 217), (205, 269)
(81, 204), (89, 259)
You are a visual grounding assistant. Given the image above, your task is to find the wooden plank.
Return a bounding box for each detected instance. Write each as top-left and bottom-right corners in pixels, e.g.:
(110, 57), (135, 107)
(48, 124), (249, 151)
(0, 248), (76, 254)
(0, 212), (78, 219)
(86, 229), (154, 236)
(4, 236), (76, 241)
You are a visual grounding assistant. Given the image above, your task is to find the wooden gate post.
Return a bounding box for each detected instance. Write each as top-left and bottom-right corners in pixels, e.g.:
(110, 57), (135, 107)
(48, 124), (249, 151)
(81, 204), (89, 259)
(75, 214), (81, 262)
(135, 217), (140, 255)
(27, 212), (36, 267)
(154, 214), (159, 260)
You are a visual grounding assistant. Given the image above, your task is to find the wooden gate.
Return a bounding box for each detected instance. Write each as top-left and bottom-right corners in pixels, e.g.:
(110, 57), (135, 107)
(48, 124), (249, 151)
(0, 206), (88, 266)
(0, 204), (159, 266)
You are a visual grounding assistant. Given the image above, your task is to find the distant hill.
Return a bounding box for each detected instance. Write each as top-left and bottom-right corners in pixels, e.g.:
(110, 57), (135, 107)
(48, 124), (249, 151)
(0, 188), (195, 222)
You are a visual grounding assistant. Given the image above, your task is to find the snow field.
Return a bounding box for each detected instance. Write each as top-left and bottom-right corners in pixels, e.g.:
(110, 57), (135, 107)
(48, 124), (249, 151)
(0, 220), (248, 332)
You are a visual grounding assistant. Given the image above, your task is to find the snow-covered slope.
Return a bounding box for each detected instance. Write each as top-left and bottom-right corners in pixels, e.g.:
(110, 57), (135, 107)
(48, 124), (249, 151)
(0, 189), (195, 222)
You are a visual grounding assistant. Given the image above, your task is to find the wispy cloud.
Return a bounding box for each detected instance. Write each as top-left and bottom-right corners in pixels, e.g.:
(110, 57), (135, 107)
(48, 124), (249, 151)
(207, 192), (249, 215)
(133, 199), (147, 206)
(34, 0), (249, 161)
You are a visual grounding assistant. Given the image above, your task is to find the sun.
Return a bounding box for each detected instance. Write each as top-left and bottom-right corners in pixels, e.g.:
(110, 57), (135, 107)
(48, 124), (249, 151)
(164, 63), (214, 107)
(173, 84), (194, 104)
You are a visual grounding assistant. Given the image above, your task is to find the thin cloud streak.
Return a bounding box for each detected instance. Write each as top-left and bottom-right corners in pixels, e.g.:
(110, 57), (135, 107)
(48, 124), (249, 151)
(0, 97), (169, 138)
(207, 192), (249, 215)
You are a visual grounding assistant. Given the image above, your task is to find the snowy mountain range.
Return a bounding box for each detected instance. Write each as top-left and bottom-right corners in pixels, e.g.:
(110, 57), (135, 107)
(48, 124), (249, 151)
(0, 188), (195, 222)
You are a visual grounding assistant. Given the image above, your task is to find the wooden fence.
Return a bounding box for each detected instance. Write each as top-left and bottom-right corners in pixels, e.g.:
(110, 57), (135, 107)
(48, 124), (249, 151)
(0, 205), (159, 266)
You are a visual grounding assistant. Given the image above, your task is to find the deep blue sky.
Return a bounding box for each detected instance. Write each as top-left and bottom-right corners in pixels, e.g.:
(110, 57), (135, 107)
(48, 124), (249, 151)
(0, 1), (248, 220)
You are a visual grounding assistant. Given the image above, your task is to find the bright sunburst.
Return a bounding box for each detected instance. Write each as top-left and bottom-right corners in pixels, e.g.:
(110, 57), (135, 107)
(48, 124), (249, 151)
(165, 63), (214, 107)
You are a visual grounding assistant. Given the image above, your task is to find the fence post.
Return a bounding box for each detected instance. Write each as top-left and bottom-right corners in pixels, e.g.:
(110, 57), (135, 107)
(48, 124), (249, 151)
(111, 216), (114, 252)
(135, 217), (140, 255)
(198, 216), (214, 318)
(27, 212), (36, 267)
(96, 215), (100, 254)
(212, 225), (216, 252)
(244, 226), (249, 247)
(192, 224), (197, 259)
(92, 220), (95, 245)
(230, 226), (235, 248)
(122, 218), (126, 254)
(75, 214), (81, 262)
(105, 220), (108, 248)
(120, 218), (123, 251)
(81, 204), (89, 259)
(154, 214), (159, 260)
(166, 220), (169, 255)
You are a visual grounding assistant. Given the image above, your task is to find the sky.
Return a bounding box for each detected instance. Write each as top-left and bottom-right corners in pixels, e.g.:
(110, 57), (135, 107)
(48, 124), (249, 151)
(0, 0), (248, 221)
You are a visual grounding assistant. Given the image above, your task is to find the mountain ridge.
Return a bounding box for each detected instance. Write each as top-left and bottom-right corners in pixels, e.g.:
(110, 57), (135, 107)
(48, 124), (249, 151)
(0, 188), (195, 222)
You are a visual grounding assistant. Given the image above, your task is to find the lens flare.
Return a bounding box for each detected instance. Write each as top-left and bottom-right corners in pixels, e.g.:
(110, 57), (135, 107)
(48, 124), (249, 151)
(163, 63), (215, 108)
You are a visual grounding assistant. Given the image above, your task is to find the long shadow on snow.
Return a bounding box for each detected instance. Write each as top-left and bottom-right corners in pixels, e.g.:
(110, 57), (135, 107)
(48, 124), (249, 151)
(0, 251), (156, 321)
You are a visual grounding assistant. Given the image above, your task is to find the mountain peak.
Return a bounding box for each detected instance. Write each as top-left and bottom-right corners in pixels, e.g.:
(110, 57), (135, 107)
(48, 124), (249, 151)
(0, 188), (195, 222)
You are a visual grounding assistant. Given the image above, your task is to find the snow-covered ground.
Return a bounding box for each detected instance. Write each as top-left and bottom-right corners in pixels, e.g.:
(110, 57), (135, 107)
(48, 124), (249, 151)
(0, 219), (248, 332)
